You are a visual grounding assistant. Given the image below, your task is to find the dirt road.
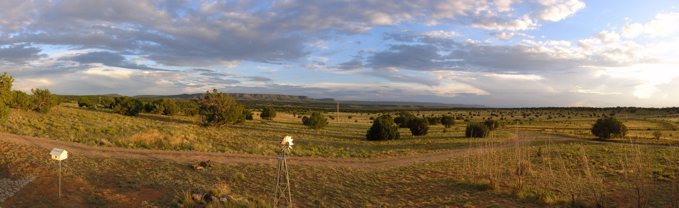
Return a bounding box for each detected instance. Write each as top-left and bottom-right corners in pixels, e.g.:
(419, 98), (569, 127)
(0, 131), (585, 169)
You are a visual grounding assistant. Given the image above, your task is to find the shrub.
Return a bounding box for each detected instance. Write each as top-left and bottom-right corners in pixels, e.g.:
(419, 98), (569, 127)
(243, 110), (254, 120)
(198, 89), (244, 126)
(483, 119), (501, 130)
(303, 112), (329, 130)
(366, 115), (400, 141)
(0, 73), (13, 119)
(441, 115), (455, 128)
(260, 107), (276, 120)
(177, 100), (199, 116)
(426, 116), (441, 125)
(591, 117), (627, 139)
(31, 88), (55, 113)
(465, 123), (490, 138)
(77, 97), (97, 109)
(408, 117), (429, 136)
(159, 98), (179, 116)
(114, 97), (144, 116)
(99, 96), (116, 108)
(394, 111), (415, 128)
(9, 90), (32, 110)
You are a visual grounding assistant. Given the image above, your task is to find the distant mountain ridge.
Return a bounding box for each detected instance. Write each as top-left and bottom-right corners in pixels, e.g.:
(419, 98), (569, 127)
(134, 93), (483, 108)
(63, 93), (483, 108)
(134, 93), (332, 103)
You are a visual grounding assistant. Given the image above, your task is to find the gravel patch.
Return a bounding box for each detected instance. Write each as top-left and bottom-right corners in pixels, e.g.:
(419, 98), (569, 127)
(0, 176), (34, 206)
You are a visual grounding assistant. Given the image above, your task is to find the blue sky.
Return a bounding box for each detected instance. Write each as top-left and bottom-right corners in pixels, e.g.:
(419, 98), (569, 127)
(1, 0), (678, 107)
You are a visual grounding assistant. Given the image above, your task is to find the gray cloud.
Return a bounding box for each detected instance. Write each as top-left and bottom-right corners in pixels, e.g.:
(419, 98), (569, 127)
(67, 51), (170, 71)
(0, 44), (43, 64)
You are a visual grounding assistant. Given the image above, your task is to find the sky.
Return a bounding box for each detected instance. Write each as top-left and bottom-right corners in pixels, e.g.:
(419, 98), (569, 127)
(1, 0), (678, 107)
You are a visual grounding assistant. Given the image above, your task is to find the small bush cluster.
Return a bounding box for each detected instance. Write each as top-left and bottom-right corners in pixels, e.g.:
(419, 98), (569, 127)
(441, 115), (455, 128)
(302, 112), (329, 130)
(260, 107), (276, 120)
(366, 115), (400, 141)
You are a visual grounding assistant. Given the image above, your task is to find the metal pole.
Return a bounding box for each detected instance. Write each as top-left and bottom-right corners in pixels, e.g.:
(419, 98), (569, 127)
(58, 160), (62, 198)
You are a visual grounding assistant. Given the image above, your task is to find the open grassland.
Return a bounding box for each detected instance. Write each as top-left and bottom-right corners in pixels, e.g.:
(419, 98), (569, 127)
(3, 132), (679, 207)
(3, 104), (679, 207)
(0, 104), (515, 158)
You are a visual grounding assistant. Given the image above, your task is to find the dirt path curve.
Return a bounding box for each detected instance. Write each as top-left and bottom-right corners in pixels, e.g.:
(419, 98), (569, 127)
(0, 131), (580, 169)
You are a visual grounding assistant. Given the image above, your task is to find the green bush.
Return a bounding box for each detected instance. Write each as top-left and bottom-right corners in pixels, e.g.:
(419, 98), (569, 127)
(591, 117), (627, 139)
(77, 97), (97, 109)
(302, 112), (329, 130)
(114, 97), (144, 116)
(260, 107), (276, 120)
(159, 98), (179, 116)
(483, 119), (501, 130)
(0, 73), (13, 119)
(177, 100), (199, 116)
(408, 117), (429, 136)
(243, 110), (254, 120)
(465, 123), (489, 138)
(426, 116), (441, 125)
(394, 111), (415, 128)
(366, 115), (400, 141)
(441, 115), (455, 128)
(198, 89), (245, 126)
(31, 88), (55, 113)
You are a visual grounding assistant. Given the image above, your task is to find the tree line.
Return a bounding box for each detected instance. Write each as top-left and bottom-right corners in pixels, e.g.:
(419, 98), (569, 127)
(0, 72), (57, 120)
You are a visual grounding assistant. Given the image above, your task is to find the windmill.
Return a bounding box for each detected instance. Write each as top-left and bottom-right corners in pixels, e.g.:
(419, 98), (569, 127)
(273, 135), (293, 207)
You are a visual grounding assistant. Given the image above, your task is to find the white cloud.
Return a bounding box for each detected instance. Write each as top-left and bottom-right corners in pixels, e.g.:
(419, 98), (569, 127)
(621, 23), (644, 39)
(596, 30), (621, 43)
(421, 30), (460, 39)
(82, 66), (135, 79)
(493, 0), (516, 12)
(535, 0), (586, 22)
(472, 15), (537, 31)
(14, 78), (53, 91)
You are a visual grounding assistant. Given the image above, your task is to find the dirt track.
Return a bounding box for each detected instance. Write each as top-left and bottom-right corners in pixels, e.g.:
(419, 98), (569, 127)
(0, 131), (584, 169)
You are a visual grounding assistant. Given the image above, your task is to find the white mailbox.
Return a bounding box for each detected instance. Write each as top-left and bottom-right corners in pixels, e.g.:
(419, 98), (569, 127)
(50, 148), (68, 161)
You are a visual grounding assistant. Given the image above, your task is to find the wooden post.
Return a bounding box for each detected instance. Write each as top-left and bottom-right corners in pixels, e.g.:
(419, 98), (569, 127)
(58, 160), (62, 198)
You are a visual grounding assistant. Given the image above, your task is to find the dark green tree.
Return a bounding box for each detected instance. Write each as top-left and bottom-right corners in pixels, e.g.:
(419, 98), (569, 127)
(465, 123), (489, 138)
(198, 89), (245, 126)
(160, 98), (179, 116)
(302, 112), (329, 130)
(77, 97), (97, 109)
(483, 119), (501, 130)
(366, 115), (400, 141)
(260, 107), (276, 120)
(114, 97), (144, 116)
(426, 116), (441, 125)
(591, 117), (627, 139)
(394, 111), (415, 128)
(441, 115), (455, 128)
(408, 117), (429, 136)
(243, 110), (254, 120)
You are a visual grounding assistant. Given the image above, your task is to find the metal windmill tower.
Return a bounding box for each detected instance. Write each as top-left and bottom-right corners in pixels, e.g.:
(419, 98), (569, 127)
(273, 135), (294, 208)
